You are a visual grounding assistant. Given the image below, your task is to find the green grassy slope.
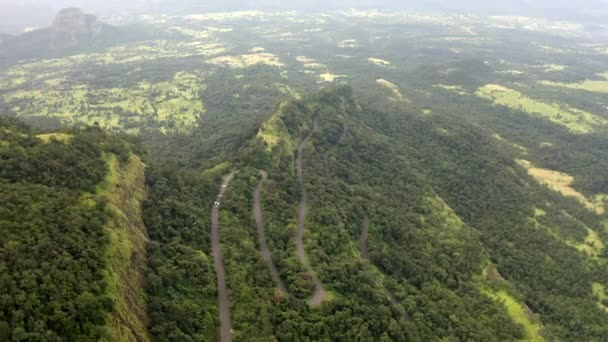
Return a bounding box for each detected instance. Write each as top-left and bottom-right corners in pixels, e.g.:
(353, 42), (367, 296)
(100, 153), (150, 342)
(358, 86), (608, 340)
(0, 118), (149, 341)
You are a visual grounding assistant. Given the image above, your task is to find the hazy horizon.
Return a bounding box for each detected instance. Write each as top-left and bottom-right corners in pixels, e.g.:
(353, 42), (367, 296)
(1, 0), (608, 34)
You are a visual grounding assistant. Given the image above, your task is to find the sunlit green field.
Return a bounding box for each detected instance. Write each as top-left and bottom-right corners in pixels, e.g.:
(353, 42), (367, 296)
(476, 84), (606, 133)
(594, 283), (608, 313)
(4, 68), (206, 133)
(539, 73), (608, 94)
(483, 289), (544, 341)
(1, 10), (607, 139)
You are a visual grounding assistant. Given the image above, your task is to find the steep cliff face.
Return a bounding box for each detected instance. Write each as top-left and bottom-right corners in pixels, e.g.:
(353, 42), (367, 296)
(0, 8), (106, 63)
(51, 8), (103, 48)
(0, 120), (150, 340)
(53, 8), (102, 35)
(0, 7), (163, 64)
(100, 154), (150, 342)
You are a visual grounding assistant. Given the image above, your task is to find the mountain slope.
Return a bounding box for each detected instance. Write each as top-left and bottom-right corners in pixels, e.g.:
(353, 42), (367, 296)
(2, 83), (606, 340)
(145, 86), (608, 340)
(0, 8), (162, 65)
(351, 86), (608, 340)
(102, 153), (150, 341)
(0, 118), (149, 341)
(150, 85), (608, 340)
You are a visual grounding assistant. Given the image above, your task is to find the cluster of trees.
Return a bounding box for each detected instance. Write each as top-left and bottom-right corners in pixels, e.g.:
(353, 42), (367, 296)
(145, 85), (608, 340)
(356, 91), (608, 339)
(0, 118), (136, 341)
(0, 132), (106, 192)
(142, 167), (221, 340)
(3, 10), (608, 341)
(3, 83), (606, 341)
(142, 87), (528, 340)
(4, 81), (607, 340)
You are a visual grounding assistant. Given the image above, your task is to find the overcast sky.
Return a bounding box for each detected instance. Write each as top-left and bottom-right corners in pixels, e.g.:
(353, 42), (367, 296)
(1, 0), (607, 34)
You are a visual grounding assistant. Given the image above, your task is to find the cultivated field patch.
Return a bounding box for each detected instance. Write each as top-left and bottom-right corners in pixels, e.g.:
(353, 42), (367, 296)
(540, 64), (567, 72)
(337, 39), (359, 48)
(37, 133), (73, 143)
(539, 73), (608, 94)
(593, 283), (608, 313)
(319, 73), (347, 82)
(295, 56), (345, 82)
(208, 53), (285, 69)
(491, 134), (527, 153)
(434, 84), (469, 95)
(376, 79), (409, 102)
(517, 159), (606, 214)
(498, 70), (525, 76)
(476, 84), (606, 133)
(368, 57), (392, 67)
(6, 40), (228, 72)
(5, 71), (206, 134)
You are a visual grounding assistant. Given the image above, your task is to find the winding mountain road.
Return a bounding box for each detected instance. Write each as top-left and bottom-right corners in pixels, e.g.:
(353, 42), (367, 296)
(253, 171), (288, 295)
(211, 172), (235, 342)
(295, 114), (327, 306)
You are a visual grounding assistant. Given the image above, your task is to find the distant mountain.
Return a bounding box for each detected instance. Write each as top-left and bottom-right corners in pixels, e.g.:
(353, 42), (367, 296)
(0, 7), (161, 64)
(44, 8), (105, 51)
(52, 8), (103, 41)
(0, 0), (144, 34)
(0, 8), (107, 63)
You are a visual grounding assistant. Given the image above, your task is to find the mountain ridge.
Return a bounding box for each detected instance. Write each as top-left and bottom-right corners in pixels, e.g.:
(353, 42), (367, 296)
(0, 118), (149, 341)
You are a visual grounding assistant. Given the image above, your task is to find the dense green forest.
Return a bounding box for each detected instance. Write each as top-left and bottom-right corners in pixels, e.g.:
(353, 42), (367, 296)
(0, 118), (148, 341)
(2, 6), (608, 342)
(3, 87), (608, 340)
(141, 86), (608, 340)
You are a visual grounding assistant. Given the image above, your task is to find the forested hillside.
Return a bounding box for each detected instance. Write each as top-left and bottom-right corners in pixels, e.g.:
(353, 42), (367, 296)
(142, 86), (608, 340)
(2, 5), (608, 341)
(0, 118), (149, 341)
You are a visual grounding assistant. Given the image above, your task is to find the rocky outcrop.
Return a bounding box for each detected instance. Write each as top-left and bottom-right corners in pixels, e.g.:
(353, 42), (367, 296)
(51, 8), (103, 47)
(53, 8), (102, 35)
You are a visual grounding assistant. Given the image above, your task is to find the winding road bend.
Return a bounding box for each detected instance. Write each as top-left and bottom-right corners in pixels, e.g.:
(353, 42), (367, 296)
(253, 171), (288, 295)
(296, 114), (327, 306)
(211, 172), (235, 342)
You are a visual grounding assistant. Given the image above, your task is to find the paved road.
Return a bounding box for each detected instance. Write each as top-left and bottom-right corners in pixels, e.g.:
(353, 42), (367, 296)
(295, 114), (327, 306)
(253, 171), (288, 295)
(211, 172), (235, 342)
